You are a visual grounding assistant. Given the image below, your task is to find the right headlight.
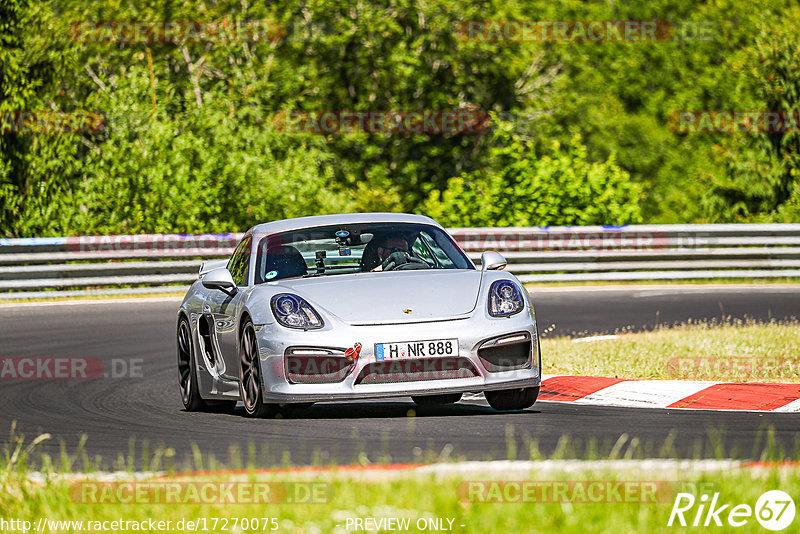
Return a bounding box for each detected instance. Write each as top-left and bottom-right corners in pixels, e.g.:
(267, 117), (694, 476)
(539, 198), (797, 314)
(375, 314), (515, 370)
(271, 293), (324, 330)
(488, 280), (524, 317)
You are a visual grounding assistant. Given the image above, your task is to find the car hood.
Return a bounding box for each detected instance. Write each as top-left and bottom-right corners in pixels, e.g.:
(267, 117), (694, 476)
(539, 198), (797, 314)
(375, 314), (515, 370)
(273, 270), (483, 324)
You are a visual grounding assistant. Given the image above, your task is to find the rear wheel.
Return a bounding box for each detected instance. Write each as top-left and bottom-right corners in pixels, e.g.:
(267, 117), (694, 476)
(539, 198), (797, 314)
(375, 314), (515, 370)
(411, 393), (462, 406)
(239, 320), (277, 418)
(485, 387), (539, 411)
(177, 316), (236, 413)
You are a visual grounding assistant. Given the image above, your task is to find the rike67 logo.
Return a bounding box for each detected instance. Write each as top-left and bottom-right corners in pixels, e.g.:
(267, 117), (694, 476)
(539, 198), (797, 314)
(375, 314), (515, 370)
(669, 490), (795, 530)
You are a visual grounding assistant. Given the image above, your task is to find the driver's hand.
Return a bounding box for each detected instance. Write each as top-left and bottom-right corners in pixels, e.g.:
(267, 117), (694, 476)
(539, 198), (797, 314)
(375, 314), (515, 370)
(381, 250), (409, 271)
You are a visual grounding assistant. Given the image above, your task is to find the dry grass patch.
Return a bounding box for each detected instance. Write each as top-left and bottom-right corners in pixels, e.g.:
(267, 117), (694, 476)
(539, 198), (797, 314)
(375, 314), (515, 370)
(543, 320), (800, 382)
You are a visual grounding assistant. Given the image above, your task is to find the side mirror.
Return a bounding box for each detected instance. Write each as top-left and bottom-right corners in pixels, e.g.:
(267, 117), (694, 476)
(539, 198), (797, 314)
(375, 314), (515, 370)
(481, 251), (507, 271)
(198, 259), (228, 277)
(202, 268), (238, 295)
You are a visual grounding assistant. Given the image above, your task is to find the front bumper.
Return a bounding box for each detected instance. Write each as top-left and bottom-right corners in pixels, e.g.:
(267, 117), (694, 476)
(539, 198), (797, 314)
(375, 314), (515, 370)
(254, 310), (540, 403)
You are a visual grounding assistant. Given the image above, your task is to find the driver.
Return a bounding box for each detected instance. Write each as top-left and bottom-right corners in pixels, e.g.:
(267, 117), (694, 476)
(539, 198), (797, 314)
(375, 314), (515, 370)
(371, 234), (410, 271)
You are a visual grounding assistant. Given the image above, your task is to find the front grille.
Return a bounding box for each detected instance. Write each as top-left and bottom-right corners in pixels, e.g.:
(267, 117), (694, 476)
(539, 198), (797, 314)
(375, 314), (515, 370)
(285, 349), (354, 384)
(354, 357), (478, 385)
(478, 334), (532, 372)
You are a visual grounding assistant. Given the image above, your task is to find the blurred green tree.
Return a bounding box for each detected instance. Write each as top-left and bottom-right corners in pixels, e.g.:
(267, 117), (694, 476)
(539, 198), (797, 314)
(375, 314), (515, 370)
(423, 116), (642, 226)
(0, 0), (81, 236)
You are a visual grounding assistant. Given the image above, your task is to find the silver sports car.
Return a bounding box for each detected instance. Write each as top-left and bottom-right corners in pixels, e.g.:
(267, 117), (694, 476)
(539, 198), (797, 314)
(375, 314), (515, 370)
(177, 213), (541, 417)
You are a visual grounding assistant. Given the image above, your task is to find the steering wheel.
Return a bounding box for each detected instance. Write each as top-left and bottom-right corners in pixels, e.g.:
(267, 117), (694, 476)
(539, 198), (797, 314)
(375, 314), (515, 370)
(381, 251), (430, 271)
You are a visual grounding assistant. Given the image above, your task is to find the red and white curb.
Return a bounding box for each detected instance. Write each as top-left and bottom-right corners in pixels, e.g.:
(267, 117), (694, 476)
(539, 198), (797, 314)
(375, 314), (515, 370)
(27, 459), (800, 484)
(538, 374), (800, 412)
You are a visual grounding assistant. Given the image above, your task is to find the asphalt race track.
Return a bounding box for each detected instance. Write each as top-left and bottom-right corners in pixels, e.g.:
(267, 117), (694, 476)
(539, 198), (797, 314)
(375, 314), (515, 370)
(530, 284), (800, 336)
(1, 285), (798, 468)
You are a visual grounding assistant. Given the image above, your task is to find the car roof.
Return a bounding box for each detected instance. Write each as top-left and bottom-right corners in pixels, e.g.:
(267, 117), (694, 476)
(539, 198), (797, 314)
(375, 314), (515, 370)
(247, 212), (442, 236)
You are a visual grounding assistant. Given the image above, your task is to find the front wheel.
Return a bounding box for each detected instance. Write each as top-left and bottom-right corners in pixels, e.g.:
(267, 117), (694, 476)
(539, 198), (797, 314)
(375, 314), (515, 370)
(485, 387), (539, 411)
(239, 320), (277, 418)
(177, 316), (236, 413)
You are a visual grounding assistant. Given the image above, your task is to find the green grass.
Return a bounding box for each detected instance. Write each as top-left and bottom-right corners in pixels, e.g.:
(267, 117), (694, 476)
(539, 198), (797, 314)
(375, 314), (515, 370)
(4, 457), (800, 532)
(543, 320), (800, 382)
(3, 471), (799, 533)
(3, 426), (800, 534)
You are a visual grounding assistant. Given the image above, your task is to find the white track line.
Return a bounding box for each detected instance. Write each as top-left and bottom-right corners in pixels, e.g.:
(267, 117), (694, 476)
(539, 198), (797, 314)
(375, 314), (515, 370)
(0, 296), (183, 308)
(774, 398), (800, 412)
(529, 284), (800, 294)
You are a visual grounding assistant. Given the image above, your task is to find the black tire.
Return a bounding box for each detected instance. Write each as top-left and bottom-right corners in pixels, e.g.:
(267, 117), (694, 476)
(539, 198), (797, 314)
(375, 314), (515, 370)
(177, 316), (236, 413)
(239, 320), (277, 418)
(485, 386), (539, 411)
(411, 393), (462, 405)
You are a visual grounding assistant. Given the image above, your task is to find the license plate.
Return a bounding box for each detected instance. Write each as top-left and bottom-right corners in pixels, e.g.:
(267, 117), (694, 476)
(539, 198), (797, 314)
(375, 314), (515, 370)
(374, 338), (458, 361)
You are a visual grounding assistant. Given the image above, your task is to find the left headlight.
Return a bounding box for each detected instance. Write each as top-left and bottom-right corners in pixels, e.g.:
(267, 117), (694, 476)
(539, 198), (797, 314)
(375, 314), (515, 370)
(488, 280), (524, 317)
(271, 293), (324, 330)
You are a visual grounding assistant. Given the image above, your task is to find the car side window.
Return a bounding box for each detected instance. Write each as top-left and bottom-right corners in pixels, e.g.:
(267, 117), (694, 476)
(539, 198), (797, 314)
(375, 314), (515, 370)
(415, 231), (455, 268)
(228, 235), (252, 286)
(412, 235), (434, 263)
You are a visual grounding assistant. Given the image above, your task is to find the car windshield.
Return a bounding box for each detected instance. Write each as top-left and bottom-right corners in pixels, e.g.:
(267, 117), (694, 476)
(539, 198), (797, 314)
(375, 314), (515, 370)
(254, 223), (473, 284)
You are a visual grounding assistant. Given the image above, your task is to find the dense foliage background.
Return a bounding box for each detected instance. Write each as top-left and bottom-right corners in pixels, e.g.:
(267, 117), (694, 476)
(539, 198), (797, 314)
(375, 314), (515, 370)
(1, 0), (799, 236)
